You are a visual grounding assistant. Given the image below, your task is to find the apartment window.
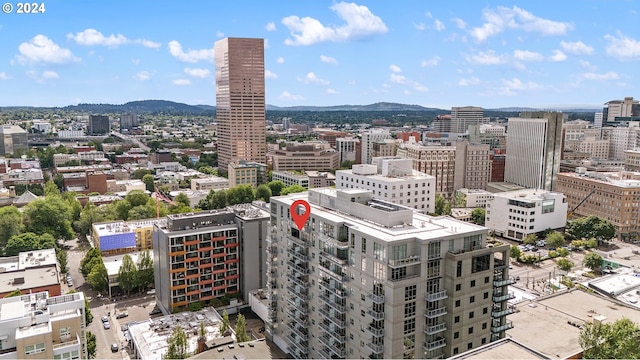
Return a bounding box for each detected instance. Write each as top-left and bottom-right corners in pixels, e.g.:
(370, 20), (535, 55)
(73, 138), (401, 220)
(350, 303), (354, 310)
(54, 350), (80, 360)
(453, 348), (459, 355)
(468, 342), (473, 350)
(484, 276), (490, 284)
(404, 302), (416, 317)
(470, 280), (476, 287)
(404, 317), (416, 335)
(470, 295), (475, 303)
(60, 326), (71, 340)
(456, 260), (462, 277)
(482, 337), (487, 345)
(455, 299), (461, 307)
(25, 343), (45, 355)
(350, 334), (354, 340)
(454, 331), (459, 339)
(455, 315), (460, 323)
(405, 285), (417, 301)
(482, 322), (487, 330)
(362, 238), (367, 253)
(361, 309), (365, 317)
(468, 327), (474, 334)
(469, 311), (474, 319)
(484, 292), (489, 299)
(483, 307), (488, 314)
(455, 283), (461, 291)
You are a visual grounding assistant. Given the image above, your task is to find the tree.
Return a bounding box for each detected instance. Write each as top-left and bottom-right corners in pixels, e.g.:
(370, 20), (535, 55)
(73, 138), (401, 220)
(470, 208), (485, 225)
(81, 248), (102, 277)
(583, 253), (603, 273)
(118, 255), (138, 295)
(174, 193), (190, 208)
(126, 190), (150, 207)
(142, 173), (155, 192)
(23, 197), (75, 240)
(57, 249), (69, 273)
(86, 331), (97, 359)
(4, 289), (22, 298)
(53, 173), (65, 192)
(557, 258), (574, 272)
(0, 206), (23, 254)
(255, 184), (272, 203)
(132, 168), (153, 179)
(210, 189), (228, 209)
(44, 180), (61, 197)
(84, 296), (93, 324)
(281, 184), (306, 196)
(165, 325), (188, 359)
(63, 192), (83, 223)
(523, 234), (538, 245)
(546, 231), (566, 249)
(267, 180), (286, 197)
(339, 160), (355, 169)
(433, 194), (451, 216)
(137, 250), (154, 291)
(5, 232), (56, 256)
(510, 245), (522, 261)
(220, 309), (231, 335)
(557, 247), (570, 257)
(235, 313), (249, 342)
(567, 215), (616, 243)
(87, 261), (108, 293)
(579, 318), (640, 359)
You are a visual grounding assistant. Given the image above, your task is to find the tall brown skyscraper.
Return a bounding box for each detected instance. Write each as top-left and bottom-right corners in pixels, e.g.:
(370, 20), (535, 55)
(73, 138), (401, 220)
(215, 37), (266, 172)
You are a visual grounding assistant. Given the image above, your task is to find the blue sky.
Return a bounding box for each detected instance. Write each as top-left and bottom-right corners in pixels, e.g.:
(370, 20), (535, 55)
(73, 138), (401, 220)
(1, 0), (639, 109)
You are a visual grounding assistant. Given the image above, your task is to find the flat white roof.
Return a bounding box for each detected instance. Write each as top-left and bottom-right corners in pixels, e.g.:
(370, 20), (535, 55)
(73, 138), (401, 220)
(94, 218), (166, 237)
(338, 169), (434, 182)
(103, 251), (153, 276)
(492, 188), (562, 201)
(0, 301), (25, 321)
(590, 274), (640, 296)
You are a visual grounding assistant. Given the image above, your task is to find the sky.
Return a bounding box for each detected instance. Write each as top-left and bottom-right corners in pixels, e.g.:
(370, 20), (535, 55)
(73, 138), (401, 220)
(1, 1), (639, 109)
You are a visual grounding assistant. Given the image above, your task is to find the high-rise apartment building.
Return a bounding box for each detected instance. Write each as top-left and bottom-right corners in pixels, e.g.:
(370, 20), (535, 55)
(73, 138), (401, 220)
(396, 143), (457, 198)
(454, 142), (492, 190)
(0, 125), (28, 156)
(215, 37), (266, 172)
(88, 115), (110, 135)
(336, 157), (436, 213)
(336, 137), (359, 164)
(603, 97), (640, 122)
(451, 106), (485, 133)
(0, 291), (88, 359)
(601, 123), (640, 160)
(594, 112), (604, 129)
(504, 112), (563, 191)
(361, 129), (392, 164)
(119, 113), (139, 131)
(265, 189), (512, 359)
(152, 205), (269, 313)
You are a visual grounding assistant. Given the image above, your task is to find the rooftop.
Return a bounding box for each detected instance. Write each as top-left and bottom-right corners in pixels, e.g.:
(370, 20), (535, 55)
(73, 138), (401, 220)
(486, 182), (527, 193)
(558, 171), (640, 188)
(492, 188), (563, 201)
(103, 251), (154, 277)
(190, 339), (284, 360)
(93, 218), (167, 238)
(0, 125), (27, 134)
(449, 337), (549, 359)
(0, 265), (59, 294)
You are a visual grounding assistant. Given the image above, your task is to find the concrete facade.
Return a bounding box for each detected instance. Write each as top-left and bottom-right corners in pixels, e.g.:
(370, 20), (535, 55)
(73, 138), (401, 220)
(0, 125), (28, 156)
(396, 144), (457, 198)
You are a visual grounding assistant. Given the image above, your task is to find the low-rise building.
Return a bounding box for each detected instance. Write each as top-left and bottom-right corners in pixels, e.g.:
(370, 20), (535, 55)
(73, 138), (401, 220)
(0, 249), (61, 298)
(336, 157), (436, 213)
(92, 218), (167, 255)
(227, 160), (268, 188)
(454, 188), (494, 208)
(0, 291), (88, 359)
(306, 170), (335, 188)
(271, 143), (340, 171)
(103, 250), (154, 297)
(486, 189), (568, 241)
(625, 149), (640, 171)
(191, 176), (229, 191)
(271, 171), (309, 188)
(106, 179), (145, 193)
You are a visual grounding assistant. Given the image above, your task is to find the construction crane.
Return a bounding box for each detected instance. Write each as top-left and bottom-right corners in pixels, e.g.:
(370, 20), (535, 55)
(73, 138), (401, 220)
(567, 189), (596, 218)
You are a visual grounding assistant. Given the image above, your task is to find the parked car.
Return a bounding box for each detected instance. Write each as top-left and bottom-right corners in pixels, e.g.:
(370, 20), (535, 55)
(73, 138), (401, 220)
(116, 312), (128, 319)
(111, 343), (119, 353)
(103, 320), (111, 330)
(146, 289), (156, 295)
(101, 316), (109, 323)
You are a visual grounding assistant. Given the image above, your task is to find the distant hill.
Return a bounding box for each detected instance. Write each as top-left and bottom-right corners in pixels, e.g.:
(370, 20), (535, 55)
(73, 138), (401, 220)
(267, 102), (443, 112)
(63, 100), (214, 115)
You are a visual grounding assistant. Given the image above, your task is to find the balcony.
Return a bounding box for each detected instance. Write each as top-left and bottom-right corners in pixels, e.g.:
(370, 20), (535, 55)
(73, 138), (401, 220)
(423, 338), (446, 351)
(323, 314), (346, 328)
(492, 307), (516, 318)
(491, 320), (514, 333)
(365, 325), (384, 337)
(287, 273), (307, 288)
(320, 251), (348, 266)
(318, 280), (347, 299)
(424, 290), (448, 302)
(287, 260), (310, 275)
(493, 291), (515, 302)
(318, 346), (346, 359)
(366, 308), (385, 321)
(424, 322), (447, 335)
(424, 307), (447, 318)
(286, 286), (308, 301)
(52, 337), (79, 350)
(288, 249), (308, 262)
(388, 255), (421, 268)
(367, 292), (385, 304)
(287, 297), (308, 314)
(366, 342), (384, 354)
(493, 278), (515, 287)
(319, 264), (349, 283)
(494, 259), (507, 268)
(290, 324), (309, 341)
(287, 311), (308, 327)
(318, 294), (346, 312)
(286, 334), (308, 356)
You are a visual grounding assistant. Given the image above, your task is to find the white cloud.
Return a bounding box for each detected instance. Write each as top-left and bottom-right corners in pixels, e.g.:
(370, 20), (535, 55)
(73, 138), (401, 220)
(560, 40), (593, 55)
(389, 73), (408, 84)
(266, 22), (277, 31)
(264, 39), (270, 49)
(498, 77), (542, 95)
(265, 70), (278, 79)
(136, 39), (161, 49)
(604, 32), (640, 60)
(320, 55), (338, 64)
(173, 78), (191, 85)
(216, 31), (224, 38)
(134, 71), (152, 81)
(184, 67), (210, 78)
(465, 50), (506, 65)
(168, 41), (214, 63)
(549, 49), (567, 62)
(452, 18), (467, 29)
(458, 77), (480, 86)
(434, 19), (445, 31)
(279, 91), (304, 101)
(425, 12), (433, 19)
(15, 35), (80, 64)
(0, 72), (9, 80)
(413, 84), (428, 92)
(420, 56), (440, 67)
(470, 6), (573, 42)
(27, 69), (59, 83)
(276, 56), (285, 64)
(327, 88), (337, 94)
(298, 72), (329, 85)
(579, 59), (596, 70)
(389, 64), (402, 73)
(513, 49), (544, 61)
(67, 29), (128, 47)
(131, 59), (140, 66)
(414, 23), (426, 31)
(582, 71), (619, 80)
(282, 2), (388, 46)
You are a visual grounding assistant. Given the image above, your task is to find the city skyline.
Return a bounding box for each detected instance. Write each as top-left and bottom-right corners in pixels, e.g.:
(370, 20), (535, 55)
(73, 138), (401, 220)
(1, 0), (639, 108)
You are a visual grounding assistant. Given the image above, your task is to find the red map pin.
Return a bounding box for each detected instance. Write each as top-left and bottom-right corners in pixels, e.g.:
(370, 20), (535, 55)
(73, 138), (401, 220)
(291, 199), (311, 230)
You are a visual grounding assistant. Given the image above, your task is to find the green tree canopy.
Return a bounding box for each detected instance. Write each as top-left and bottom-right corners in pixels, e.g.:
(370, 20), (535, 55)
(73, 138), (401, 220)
(567, 215), (616, 242)
(281, 184), (306, 196)
(173, 193), (190, 208)
(235, 313), (249, 343)
(57, 249), (69, 273)
(255, 184), (272, 203)
(471, 208), (485, 225)
(227, 185), (255, 205)
(81, 248), (102, 277)
(22, 197), (75, 240)
(164, 325), (188, 359)
(219, 309), (231, 335)
(579, 318), (640, 359)
(5, 232), (57, 256)
(556, 257), (574, 272)
(126, 190), (150, 207)
(142, 173), (155, 192)
(118, 254), (138, 295)
(86, 331), (97, 359)
(267, 180), (286, 197)
(0, 206), (23, 254)
(583, 253), (603, 273)
(137, 250), (154, 291)
(510, 245), (522, 261)
(433, 194), (451, 216)
(87, 260), (108, 293)
(4, 289), (22, 298)
(546, 231), (566, 249)
(523, 234), (538, 245)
